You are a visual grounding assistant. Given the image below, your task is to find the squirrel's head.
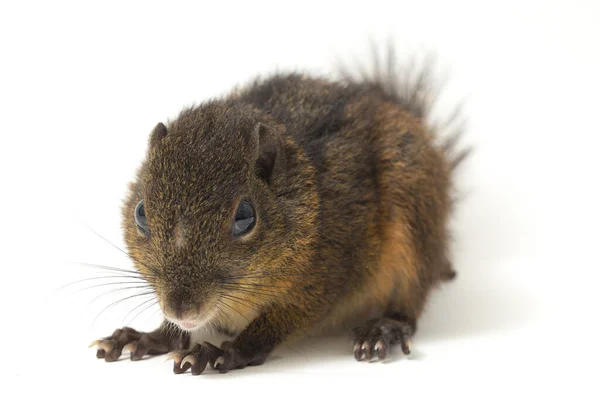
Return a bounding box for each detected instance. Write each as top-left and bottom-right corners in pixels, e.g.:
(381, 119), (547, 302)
(122, 101), (317, 332)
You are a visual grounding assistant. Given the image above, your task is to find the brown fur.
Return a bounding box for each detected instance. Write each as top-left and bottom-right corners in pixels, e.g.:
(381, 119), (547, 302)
(115, 61), (466, 367)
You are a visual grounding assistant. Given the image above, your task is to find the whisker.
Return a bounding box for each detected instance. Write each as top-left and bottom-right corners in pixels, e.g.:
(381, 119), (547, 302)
(221, 293), (265, 310)
(72, 261), (157, 283)
(214, 303), (236, 327)
(70, 261), (144, 276)
(221, 286), (289, 303)
(221, 294), (311, 339)
(221, 283), (289, 299)
(126, 300), (159, 326)
(122, 297), (157, 325)
(222, 282), (289, 293)
(82, 224), (136, 262)
(163, 321), (182, 341)
(221, 279), (292, 290)
(216, 299), (250, 323)
(90, 285), (153, 303)
(225, 271), (331, 281)
(73, 281), (151, 294)
(143, 305), (163, 325)
(91, 291), (155, 327)
(56, 275), (149, 291)
(80, 225), (161, 277)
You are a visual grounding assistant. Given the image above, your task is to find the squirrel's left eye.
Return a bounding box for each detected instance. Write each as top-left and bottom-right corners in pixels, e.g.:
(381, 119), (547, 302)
(134, 200), (149, 234)
(233, 200), (255, 237)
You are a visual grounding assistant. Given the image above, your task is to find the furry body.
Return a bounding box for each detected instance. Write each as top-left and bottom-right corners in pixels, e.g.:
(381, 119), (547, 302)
(92, 64), (465, 371)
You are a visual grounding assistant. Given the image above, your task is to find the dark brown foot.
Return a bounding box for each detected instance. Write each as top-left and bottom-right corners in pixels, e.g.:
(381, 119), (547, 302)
(168, 342), (220, 375)
(210, 340), (267, 374)
(90, 326), (188, 362)
(168, 340), (267, 375)
(352, 315), (415, 361)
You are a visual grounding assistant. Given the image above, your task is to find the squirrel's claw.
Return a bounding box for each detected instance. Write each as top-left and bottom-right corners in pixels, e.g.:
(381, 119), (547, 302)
(169, 341), (266, 375)
(91, 326), (176, 362)
(170, 343), (218, 375)
(352, 316), (414, 361)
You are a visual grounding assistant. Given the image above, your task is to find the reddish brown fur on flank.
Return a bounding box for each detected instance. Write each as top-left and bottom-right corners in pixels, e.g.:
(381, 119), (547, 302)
(311, 98), (455, 332)
(102, 56), (467, 370)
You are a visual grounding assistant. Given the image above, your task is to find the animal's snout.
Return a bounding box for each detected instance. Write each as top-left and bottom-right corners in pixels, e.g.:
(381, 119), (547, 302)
(166, 290), (200, 320)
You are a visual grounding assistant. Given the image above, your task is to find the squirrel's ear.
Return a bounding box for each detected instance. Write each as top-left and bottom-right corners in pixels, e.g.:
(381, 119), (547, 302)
(149, 122), (168, 147)
(252, 123), (285, 184)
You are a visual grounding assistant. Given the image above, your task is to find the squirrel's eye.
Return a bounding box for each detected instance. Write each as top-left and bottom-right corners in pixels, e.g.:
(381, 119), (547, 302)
(233, 200), (255, 237)
(134, 200), (149, 234)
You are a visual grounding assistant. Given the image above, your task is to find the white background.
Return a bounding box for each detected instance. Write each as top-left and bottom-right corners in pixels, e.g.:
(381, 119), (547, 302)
(1, 0), (599, 398)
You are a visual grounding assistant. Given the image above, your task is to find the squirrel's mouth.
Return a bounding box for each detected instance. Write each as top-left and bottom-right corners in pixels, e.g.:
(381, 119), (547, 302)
(167, 310), (216, 332)
(169, 317), (202, 331)
(179, 320), (197, 330)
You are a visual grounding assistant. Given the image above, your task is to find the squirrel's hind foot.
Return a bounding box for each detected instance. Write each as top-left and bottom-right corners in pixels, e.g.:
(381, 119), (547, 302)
(351, 315), (416, 361)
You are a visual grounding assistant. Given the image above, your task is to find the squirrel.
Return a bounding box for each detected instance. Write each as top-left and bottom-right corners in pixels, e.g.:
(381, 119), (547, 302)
(90, 54), (468, 374)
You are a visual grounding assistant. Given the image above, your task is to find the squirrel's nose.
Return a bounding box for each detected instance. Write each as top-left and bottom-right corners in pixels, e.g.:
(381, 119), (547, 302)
(167, 291), (199, 320)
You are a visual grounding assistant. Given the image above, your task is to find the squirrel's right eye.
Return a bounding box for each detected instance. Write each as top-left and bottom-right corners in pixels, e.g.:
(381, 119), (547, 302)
(233, 200), (256, 237)
(134, 200), (149, 235)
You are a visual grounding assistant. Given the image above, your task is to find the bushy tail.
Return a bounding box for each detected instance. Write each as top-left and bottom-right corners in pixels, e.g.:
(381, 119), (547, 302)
(337, 42), (471, 172)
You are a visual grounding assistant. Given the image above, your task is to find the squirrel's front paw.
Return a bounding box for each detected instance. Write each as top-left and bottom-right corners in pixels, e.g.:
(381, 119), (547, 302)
(90, 326), (186, 362)
(168, 342), (217, 375)
(169, 341), (266, 375)
(210, 341), (267, 374)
